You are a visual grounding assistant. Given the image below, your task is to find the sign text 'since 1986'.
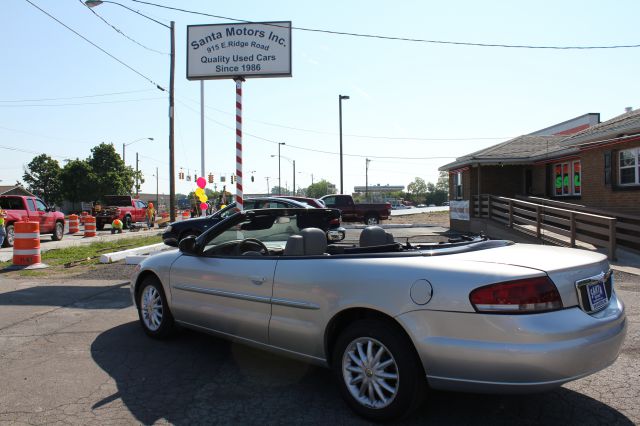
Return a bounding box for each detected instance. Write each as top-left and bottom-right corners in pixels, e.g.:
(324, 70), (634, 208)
(186, 22), (292, 80)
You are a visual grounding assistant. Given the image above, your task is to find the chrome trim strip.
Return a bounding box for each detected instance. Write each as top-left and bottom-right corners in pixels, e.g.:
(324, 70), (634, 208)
(173, 284), (271, 304)
(271, 298), (320, 310)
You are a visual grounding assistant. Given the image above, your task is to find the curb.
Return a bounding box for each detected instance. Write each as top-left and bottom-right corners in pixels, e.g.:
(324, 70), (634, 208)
(100, 243), (169, 264)
(343, 223), (446, 229)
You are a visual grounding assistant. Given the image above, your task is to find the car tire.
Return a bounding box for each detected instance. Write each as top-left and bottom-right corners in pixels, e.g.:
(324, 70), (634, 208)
(3, 224), (15, 248)
(333, 319), (426, 422)
(123, 215), (132, 229)
(137, 276), (175, 339)
(364, 214), (380, 225)
(51, 221), (64, 241)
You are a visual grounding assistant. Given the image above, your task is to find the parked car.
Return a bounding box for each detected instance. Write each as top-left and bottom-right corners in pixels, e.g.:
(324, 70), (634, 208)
(132, 208), (626, 422)
(276, 195), (326, 208)
(389, 200), (409, 210)
(320, 194), (391, 225)
(162, 196), (334, 247)
(0, 195), (65, 247)
(93, 195), (149, 230)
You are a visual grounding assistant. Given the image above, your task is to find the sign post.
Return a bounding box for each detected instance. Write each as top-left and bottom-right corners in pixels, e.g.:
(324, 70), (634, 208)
(186, 21), (292, 211)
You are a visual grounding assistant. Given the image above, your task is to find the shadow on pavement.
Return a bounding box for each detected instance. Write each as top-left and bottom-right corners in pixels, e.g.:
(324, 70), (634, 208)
(0, 285), (132, 309)
(91, 322), (634, 425)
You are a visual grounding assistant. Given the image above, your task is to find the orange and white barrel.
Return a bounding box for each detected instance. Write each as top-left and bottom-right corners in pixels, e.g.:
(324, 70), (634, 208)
(12, 221), (41, 266)
(68, 214), (79, 234)
(84, 216), (97, 237)
(80, 211), (88, 224)
(182, 210), (190, 221)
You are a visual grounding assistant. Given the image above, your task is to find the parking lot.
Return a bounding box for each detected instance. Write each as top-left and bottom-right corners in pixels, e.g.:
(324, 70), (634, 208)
(0, 230), (638, 425)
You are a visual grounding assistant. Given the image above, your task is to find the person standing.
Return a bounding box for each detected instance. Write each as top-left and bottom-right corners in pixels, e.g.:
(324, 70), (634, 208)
(146, 202), (156, 229)
(0, 206), (6, 247)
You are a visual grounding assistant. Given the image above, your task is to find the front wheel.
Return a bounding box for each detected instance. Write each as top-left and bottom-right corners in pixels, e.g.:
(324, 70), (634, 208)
(137, 276), (175, 339)
(333, 319), (426, 422)
(3, 224), (15, 247)
(51, 221), (64, 241)
(364, 214), (380, 225)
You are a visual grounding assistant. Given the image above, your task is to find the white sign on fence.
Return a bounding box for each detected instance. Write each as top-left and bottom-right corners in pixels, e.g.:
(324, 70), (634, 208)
(450, 200), (470, 221)
(187, 22), (292, 80)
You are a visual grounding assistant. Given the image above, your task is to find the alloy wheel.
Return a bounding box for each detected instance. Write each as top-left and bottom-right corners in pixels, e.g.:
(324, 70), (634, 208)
(141, 285), (163, 331)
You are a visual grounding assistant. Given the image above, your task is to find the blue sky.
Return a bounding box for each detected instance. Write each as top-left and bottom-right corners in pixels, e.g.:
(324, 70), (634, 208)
(2, 0), (639, 197)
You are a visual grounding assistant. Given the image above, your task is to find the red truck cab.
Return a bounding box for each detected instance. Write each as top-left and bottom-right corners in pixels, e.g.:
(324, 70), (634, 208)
(320, 194), (391, 225)
(0, 195), (66, 247)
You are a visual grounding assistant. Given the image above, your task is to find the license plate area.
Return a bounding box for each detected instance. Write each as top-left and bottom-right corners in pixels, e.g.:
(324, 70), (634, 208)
(576, 270), (612, 314)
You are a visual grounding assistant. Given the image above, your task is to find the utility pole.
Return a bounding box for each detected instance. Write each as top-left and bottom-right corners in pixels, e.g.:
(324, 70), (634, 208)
(136, 152), (139, 197)
(155, 167), (159, 209)
(169, 20), (176, 222)
(265, 176), (270, 195)
(292, 160), (296, 196)
(365, 158), (371, 202)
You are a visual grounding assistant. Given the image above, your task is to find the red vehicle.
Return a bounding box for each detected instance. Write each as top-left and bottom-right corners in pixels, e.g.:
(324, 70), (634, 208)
(320, 194), (391, 225)
(276, 196), (326, 208)
(93, 195), (149, 230)
(0, 195), (66, 247)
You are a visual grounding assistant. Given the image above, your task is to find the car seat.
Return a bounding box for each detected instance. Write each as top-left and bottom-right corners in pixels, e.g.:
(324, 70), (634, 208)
(359, 226), (395, 247)
(284, 227), (328, 255)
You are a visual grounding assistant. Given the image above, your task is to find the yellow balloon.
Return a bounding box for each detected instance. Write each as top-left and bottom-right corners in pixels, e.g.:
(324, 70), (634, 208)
(199, 194), (208, 202)
(195, 188), (204, 197)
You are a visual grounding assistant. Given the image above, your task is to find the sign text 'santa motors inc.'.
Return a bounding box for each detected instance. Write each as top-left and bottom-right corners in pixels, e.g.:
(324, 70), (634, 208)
(187, 22), (292, 80)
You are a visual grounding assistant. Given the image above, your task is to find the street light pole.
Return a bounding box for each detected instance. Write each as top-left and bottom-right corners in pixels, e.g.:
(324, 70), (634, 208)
(135, 152), (139, 197)
(265, 177), (270, 195)
(338, 95), (349, 194)
(83, 1), (175, 221)
(365, 158), (371, 202)
(122, 137), (153, 165)
(278, 142), (285, 195)
(292, 160), (296, 195)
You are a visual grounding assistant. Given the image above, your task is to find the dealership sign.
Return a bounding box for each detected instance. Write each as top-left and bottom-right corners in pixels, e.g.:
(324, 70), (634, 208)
(187, 22), (292, 80)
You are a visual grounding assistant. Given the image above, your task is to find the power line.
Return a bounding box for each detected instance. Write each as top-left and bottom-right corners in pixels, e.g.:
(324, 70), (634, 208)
(0, 89), (156, 103)
(0, 144), (70, 160)
(176, 99), (457, 160)
(179, 96), (509, 141)
(23, 0), (166, 91)
(131, 0), (640, 50)
(78, 0), (168, 55)
(0, 97), (165, 108)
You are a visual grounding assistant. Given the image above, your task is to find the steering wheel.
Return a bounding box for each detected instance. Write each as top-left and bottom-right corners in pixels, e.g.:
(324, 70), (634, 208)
(235, 238), (269, 256)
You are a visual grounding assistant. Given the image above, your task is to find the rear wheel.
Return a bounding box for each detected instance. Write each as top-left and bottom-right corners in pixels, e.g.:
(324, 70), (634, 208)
(333, 319), (426, 422)
(51, 221), (64, 241)
(137, 276), (175, 339)
(364, 214), (380, 225)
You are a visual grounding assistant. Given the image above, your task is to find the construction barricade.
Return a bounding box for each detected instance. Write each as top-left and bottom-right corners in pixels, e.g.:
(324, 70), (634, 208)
(68, 214), (79, 234)
(182, 210), (190, 221)
(84, 216), (97, 237)
(13, 221), (41, 266)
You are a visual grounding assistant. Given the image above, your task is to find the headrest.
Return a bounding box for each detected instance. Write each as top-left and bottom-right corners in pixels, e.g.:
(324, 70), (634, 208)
(359, 226), (394, 247)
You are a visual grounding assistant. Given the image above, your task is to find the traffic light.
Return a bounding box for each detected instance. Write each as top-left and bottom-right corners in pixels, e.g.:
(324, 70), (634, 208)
(208, 173), (214, 184)
(220, 175), (226, 183)
(251, 175), (254, 182)
(230, 175), (235, 184)
(178, 170), (184, 180)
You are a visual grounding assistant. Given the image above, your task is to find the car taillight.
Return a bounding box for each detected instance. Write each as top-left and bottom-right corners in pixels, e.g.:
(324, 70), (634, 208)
(469, 276), (562, 314)
(330, 218), (340, 226)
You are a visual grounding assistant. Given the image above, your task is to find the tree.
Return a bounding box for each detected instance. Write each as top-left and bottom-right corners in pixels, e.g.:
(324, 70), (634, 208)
(60, 159), (95, 209)
(22, 154), (62, 204)
(270, 186), (290, 195)
(436, 171), (449, 192)
(407, 177), (427, 202)
(306, 180), (336, 198)
(87, 143), (137, 199)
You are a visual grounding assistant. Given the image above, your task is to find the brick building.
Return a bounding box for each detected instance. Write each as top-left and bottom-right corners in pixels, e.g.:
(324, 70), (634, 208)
(440, 109), (640, 231)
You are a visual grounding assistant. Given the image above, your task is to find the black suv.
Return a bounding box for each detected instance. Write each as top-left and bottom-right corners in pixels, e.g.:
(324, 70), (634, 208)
(162, 197), (315, 247)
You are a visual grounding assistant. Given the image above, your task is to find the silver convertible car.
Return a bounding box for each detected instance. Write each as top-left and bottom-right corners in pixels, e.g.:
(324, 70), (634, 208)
(130, 208), (626, 422)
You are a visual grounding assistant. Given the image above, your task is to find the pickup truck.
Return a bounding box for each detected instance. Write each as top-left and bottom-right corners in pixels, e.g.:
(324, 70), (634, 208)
(93, 195), (149, 230)
(0, 195), (66, 247)
(320, 194), (391, 225)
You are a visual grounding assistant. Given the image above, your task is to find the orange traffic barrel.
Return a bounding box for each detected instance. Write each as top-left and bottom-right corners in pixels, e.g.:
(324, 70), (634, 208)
(182, 210), (190, 220)
(12, 221), (41, 266)
(80, 211), (88, 224)
(84, 216), (97, 237)
(68, 214), (79, 234)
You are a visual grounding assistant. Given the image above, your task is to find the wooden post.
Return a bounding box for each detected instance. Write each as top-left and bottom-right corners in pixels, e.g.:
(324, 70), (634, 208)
(487, 195), (492, 219)
(569, 212), (576, 247)
(536, 206), (541, 238)
(608, 218), (617, 261)
(508, 200), (513, 228)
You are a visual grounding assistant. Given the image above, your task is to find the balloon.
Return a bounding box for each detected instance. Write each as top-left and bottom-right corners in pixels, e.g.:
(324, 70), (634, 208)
(196, 177), (206, 189)
(199, 194), (208, 202)
(195, 187), (204, 197)
(200, 202), (208, 211)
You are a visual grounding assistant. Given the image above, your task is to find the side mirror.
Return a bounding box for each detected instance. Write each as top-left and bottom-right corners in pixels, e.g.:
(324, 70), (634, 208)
(178, 235), (198, 254)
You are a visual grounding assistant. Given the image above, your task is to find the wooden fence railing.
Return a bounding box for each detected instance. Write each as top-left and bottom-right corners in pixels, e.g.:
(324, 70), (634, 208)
(472, 195), (618, 260)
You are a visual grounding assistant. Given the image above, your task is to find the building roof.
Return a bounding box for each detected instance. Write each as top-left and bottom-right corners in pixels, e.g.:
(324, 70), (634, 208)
(440, 109), (640, 171)
(0, 185), (34, 196)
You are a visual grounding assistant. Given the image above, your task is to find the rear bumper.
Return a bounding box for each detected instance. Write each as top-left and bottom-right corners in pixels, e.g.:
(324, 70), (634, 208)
(396, 293), (626, 393)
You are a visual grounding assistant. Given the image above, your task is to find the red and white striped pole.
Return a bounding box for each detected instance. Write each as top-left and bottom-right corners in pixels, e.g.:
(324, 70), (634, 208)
(235, 78), (244, 211)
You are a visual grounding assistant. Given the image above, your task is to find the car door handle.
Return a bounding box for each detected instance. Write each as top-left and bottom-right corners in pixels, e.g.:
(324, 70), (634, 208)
(250, 276), (267, 285)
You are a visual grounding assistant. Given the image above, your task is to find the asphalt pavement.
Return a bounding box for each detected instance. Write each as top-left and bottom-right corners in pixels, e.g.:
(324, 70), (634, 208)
(0, 272), (637, 425)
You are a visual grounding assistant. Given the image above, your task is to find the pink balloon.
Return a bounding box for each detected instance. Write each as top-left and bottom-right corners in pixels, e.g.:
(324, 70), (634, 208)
(196, 177), (206, 189)
(200, 202), (208, 211)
